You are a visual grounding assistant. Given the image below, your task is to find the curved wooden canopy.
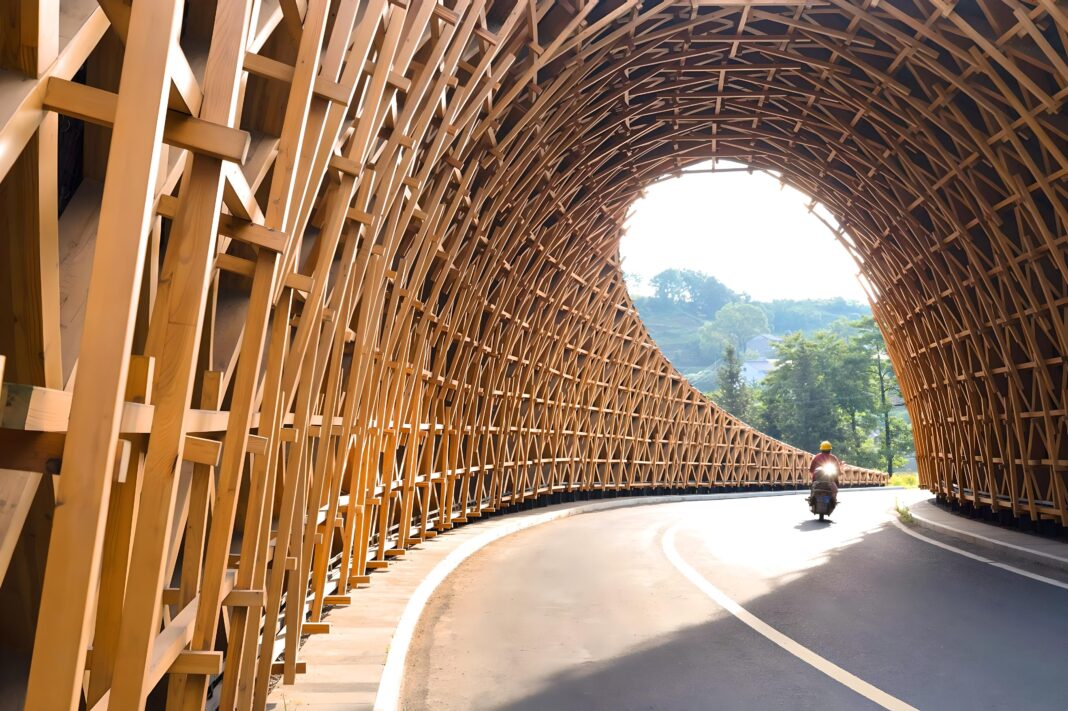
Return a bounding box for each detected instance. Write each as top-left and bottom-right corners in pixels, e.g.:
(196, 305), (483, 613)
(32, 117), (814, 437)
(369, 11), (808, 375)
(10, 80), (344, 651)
(0, 0), (1063, 708)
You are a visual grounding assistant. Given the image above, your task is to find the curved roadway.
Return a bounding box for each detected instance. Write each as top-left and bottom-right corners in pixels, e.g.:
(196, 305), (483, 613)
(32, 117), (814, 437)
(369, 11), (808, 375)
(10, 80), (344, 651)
(401, 490), (1068, 710)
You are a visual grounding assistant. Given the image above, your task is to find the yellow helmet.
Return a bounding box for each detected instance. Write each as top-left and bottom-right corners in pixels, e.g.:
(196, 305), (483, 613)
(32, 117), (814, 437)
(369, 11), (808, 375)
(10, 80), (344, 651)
(819, 441), (832, 451)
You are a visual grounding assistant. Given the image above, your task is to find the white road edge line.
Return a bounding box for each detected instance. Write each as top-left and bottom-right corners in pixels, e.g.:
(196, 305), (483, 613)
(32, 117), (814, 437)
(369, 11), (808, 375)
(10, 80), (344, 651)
(370, 488), (897, 711)
(890, 516), (1068, 590)
(662, 521), (919, 711)
(909, 509), (1068, 570)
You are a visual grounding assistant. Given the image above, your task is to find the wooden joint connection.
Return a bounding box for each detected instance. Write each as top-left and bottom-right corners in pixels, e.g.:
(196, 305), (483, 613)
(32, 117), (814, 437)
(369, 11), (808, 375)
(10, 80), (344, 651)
(183, 435), (222, 466)
(169, 651), (223, 676)
(247, 434), (268, 455)
(223, 588), (265, 608)
(270, 661), (307, 675)
(157, 194), (283, 252)
(43, 79), (249, 163)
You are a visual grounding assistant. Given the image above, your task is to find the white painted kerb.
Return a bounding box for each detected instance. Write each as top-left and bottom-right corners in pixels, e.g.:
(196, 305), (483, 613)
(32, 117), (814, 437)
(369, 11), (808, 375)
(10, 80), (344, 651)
(908, 507), (1068, 573)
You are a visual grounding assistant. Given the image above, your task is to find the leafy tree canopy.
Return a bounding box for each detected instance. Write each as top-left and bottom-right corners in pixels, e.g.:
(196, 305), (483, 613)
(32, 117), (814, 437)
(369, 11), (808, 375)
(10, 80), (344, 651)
(711, 302), (770, 351)
(629, 269), (913, 472)
(751, 322), (912, 472)
(696, 323), (730, 363)
(649, 269), (736, 318)
(712, 345), (751, 422)
(629, 269), (914, 471)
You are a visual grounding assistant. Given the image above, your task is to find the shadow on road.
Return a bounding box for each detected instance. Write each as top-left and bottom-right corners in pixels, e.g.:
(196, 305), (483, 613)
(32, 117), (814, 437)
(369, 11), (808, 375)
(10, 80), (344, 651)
(477, 522), (1068, 711)
(794, 519), (835, 531)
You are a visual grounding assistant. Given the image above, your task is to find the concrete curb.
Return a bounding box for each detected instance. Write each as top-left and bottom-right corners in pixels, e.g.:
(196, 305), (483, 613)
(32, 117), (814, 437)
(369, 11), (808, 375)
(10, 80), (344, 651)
(372, 486), (897, 711)
(908, 507), (1068, 574)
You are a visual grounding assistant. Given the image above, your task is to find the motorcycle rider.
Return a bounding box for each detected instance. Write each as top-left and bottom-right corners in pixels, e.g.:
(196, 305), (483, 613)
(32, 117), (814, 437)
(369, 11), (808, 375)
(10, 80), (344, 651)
(809, 441), (842, 494)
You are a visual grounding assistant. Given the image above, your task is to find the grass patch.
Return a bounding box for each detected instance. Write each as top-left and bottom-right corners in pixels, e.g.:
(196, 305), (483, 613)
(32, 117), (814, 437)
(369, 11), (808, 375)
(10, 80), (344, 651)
(888, 472), (918, 488)
(895, 499), (914, 524)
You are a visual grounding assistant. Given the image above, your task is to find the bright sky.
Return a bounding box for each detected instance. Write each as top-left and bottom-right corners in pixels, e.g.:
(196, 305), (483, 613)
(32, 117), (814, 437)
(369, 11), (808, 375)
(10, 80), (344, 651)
(620, 161), (869, 303)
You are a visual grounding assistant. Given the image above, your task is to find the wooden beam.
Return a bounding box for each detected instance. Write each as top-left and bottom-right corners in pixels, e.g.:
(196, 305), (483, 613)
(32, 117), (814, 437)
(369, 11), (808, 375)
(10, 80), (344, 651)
(42, 79), (250, 164)
(1, 1), (1065, 707)
(0, 468), (43, 582)
(23, 2), (185, 708)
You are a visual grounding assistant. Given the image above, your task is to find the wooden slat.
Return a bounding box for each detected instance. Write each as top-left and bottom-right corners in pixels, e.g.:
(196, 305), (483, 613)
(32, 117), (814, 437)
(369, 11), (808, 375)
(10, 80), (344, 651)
(42, 79), (249, 163)
(0, 468), (43, 582)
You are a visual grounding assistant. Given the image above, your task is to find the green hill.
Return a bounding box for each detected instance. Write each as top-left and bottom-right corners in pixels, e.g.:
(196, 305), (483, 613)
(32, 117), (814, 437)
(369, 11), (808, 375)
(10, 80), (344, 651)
(628, 269), (871, 384)
(630, 298), (708, 367)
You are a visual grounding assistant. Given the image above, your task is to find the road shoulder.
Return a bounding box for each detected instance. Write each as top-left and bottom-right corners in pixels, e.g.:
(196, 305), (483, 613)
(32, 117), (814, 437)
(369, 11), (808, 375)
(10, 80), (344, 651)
(907, 498), (1068, 574)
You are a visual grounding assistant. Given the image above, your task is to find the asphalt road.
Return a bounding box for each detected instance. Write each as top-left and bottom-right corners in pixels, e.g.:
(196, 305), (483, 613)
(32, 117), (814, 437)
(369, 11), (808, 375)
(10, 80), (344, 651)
(400, 489), (1068, 710)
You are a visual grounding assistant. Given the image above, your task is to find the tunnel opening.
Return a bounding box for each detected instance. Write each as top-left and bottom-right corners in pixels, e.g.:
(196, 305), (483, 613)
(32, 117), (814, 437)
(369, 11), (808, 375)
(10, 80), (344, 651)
(495, 2), (1068, 526)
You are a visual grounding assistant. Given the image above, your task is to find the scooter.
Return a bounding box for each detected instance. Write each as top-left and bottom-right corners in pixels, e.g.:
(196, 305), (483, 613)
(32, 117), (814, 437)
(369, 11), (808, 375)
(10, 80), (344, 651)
(808, 463), (839, 521)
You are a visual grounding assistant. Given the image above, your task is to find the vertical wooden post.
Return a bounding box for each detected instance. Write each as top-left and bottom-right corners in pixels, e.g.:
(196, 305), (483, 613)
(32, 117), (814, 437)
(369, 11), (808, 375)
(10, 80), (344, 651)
(0, 0), (61, 389)
(105, 0), (254, 705)
(23, 2), (183, 708)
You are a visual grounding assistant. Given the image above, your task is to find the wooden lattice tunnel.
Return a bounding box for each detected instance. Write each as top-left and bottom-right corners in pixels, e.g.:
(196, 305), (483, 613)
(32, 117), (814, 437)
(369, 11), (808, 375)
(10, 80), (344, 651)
(0, 1), (1064, 708)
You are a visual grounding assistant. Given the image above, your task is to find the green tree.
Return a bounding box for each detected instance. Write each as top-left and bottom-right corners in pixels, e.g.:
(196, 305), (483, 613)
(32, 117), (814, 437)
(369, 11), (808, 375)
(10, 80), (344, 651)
(651, 269), (690, 302)
(674, 270), (704, 304)
(753, 319), (915, 471)
(696, 322), (729, 362)
(883, 413), (914, 473)
(630, 274), (917, 471)
(649, 269), (737, 313)
(712, 302), (770, 351)
(849, 317), (911, 473)
(756, 333), (843, 453)
(713, 345), (750, 420)
(764, 298), (869, 335)
(830, 332), (878, 461)
(681, 270), (735, 318)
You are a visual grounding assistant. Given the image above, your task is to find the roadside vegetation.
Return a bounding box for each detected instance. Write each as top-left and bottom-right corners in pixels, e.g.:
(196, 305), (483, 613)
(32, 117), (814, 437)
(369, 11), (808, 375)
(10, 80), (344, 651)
(626, 268), (868, 381)
(888, 473), (919, 488)
(895, 500), (915, 524)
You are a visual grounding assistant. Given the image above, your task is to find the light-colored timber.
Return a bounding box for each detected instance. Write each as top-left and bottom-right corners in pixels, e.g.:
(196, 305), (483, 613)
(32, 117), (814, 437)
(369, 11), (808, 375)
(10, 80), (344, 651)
(0, 1), (1064, 708)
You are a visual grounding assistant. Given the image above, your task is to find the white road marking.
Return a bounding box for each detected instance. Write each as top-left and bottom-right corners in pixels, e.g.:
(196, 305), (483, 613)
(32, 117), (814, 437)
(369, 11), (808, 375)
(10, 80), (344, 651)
(374, 490), (902, 710)
(375, 491), (890, 710)
(890, 516), (1068, 590)
(662, 520), (919, 711)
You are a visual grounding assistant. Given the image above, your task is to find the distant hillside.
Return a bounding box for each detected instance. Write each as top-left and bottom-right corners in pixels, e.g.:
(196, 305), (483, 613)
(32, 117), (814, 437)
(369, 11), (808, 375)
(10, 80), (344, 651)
(628, 269), (871, 390)
(761, 298), (873, 334)
(629, 298), (708, 366)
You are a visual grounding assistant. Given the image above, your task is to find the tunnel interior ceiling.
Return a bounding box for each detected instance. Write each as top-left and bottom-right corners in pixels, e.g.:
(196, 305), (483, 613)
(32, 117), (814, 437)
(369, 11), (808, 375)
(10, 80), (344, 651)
(0, 0), (1064, 707)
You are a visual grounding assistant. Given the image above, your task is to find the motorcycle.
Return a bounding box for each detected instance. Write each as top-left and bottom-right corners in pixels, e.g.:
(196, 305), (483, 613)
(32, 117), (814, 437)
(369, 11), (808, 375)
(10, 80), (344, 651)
(808, 463), (839, 521)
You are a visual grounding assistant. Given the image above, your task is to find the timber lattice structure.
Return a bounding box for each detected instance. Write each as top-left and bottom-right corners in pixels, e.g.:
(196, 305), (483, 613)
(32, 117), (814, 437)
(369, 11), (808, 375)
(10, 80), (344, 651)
(0, 0), (1065, 708)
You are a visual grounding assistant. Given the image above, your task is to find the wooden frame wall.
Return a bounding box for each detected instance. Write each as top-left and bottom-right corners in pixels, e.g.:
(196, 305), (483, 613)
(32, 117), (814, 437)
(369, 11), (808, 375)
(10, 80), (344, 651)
(0, 0), (1063, 708)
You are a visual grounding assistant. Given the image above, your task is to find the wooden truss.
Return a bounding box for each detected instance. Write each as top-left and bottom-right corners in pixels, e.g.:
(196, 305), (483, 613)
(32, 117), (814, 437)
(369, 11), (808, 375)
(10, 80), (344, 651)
(0, 0), (1064, 708)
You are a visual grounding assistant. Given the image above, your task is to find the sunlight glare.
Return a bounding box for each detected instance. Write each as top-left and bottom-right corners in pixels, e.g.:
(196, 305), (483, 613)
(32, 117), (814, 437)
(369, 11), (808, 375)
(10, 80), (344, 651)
(620, 161), (869, 303)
